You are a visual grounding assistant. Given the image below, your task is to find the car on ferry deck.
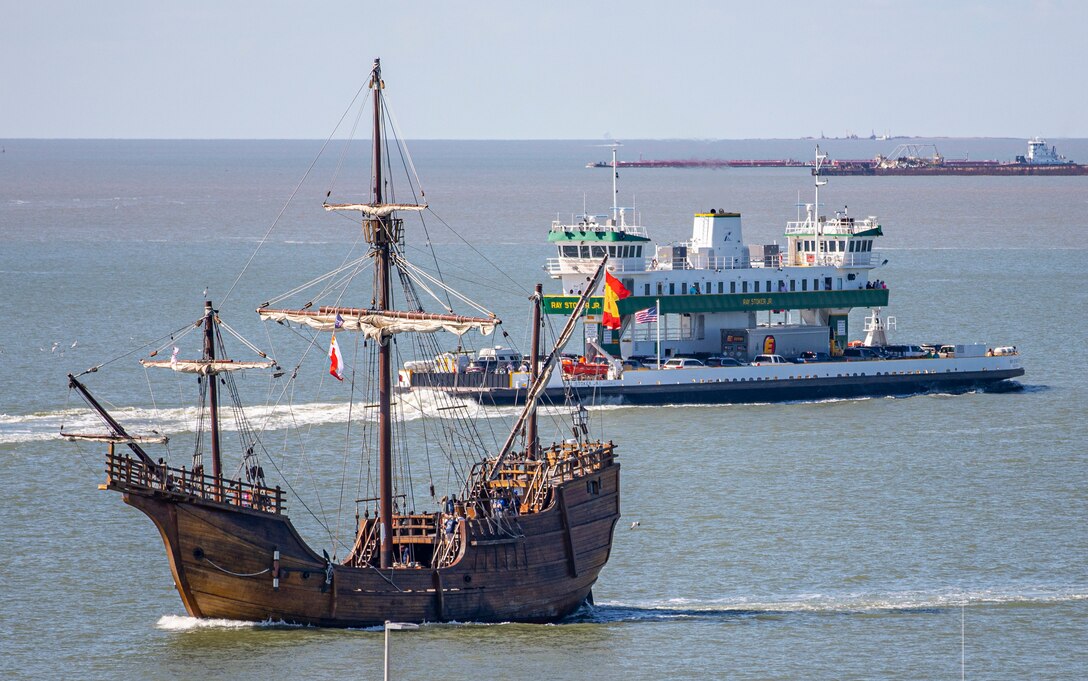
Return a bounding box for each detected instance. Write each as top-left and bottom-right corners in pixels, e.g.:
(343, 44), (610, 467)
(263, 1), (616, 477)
(793, 351), (832, 363)
(705, 356), (746, 367)
(884, 344), (928, 358)
(663, 357), (705, 369)
(842, 347), (883, 360)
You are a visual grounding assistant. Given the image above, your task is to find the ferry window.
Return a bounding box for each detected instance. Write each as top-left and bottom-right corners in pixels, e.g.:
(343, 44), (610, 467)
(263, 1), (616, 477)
(657, 282), (664, 295)
(607, 246), (615, 256)
(848, 241), (856, 252)
(562, 245), (579, 257)
(730, 282), (736, 293)
(669, 282), (675, 295)
(866, 240), (873, 252)
(742, 281), (748, 293)
(790, 279), (796, 291)
(754, 281), (760, 293)
(635, 246), (642, 257)
(591, 245), (606, 258)
(802, 279), (808, 291)
(777, 280), (785, 292)
(680, 282), (687, 295)
(717, 282), (723, 294)
(838, 240), (846, 252)
(644, 284), (650, 295)
(814, 279), (819, 290)
(766, 280), (772, 292)
(622, 246), (630, 258)
(579, 245), (591, 258)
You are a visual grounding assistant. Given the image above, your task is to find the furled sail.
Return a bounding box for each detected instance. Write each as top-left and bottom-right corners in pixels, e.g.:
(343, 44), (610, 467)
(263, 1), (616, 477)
(140, 359), (276, 375)
(60, 432), (169, 444)
(258, 306), (499, 340)
(323, 203), (427, 217)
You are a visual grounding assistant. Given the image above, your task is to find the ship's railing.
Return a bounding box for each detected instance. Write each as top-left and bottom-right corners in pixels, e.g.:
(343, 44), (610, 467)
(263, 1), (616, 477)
(784, 217), (879, 236)
(653, 254), (756, 271)
(783, 251), (883, 268)
(545, 257), (650, 276)
(467, 441), (616, 515)
(539, 440), (616, 485)
(549, 220), (650, 240)
(104, 450), (285, 514)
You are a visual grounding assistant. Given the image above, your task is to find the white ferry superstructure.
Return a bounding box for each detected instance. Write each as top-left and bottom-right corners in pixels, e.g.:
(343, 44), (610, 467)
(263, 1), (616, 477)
(401, 148), (1024, 405)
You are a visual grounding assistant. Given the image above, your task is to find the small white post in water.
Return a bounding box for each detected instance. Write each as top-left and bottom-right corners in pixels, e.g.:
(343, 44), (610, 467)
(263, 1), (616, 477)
(384, 621), (420, 681)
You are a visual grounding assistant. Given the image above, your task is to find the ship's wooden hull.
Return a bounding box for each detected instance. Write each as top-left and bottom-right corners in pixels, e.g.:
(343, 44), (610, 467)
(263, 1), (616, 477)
(122, 463), (620, 627)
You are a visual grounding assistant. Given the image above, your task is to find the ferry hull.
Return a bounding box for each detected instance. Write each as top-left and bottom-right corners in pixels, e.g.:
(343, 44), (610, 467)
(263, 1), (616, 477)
(119, 463), (620, 628)
(417, 366), (1024, 406)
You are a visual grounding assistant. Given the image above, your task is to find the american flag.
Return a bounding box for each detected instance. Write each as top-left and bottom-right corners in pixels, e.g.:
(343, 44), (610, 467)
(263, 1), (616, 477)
(634, 305), (658, 324)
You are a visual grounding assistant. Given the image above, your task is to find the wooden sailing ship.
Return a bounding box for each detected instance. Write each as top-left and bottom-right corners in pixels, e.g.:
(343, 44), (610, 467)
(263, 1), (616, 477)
(64, 59), (620, 627)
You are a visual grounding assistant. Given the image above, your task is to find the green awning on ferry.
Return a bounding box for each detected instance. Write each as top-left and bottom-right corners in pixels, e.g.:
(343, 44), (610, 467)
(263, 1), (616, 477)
(542, 289), (889, 315)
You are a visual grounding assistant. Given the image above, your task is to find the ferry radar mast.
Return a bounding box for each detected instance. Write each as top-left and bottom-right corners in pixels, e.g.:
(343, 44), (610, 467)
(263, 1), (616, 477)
(813, 145), (828, 264)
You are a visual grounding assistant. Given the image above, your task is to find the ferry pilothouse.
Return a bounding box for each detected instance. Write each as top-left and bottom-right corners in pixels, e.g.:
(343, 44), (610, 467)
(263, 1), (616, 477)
(401, 148), (1024, 405)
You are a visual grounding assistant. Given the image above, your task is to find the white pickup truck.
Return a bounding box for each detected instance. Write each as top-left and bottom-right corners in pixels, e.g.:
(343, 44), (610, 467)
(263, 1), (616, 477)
(752, 354), (788, 365)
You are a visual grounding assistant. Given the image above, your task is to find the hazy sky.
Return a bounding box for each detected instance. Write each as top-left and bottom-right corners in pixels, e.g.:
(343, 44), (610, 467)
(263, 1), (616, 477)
(5, 0), (1086, 139)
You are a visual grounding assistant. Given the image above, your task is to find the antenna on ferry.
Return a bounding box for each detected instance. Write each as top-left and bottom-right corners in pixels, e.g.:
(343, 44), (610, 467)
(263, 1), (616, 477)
(814, 145), (828, 262)
(611, 143), (619, 224)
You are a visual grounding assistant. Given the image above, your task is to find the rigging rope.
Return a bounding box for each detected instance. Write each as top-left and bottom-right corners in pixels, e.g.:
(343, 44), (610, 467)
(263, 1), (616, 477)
(220, 85), (373, 309)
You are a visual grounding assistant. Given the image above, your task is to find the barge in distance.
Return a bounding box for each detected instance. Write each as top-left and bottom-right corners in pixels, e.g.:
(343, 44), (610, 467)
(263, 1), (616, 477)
(819, 138), (1088, 176)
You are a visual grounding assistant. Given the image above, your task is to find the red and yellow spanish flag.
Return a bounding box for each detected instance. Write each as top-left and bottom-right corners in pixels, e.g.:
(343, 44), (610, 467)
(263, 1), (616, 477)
(602, 271), (631, 330)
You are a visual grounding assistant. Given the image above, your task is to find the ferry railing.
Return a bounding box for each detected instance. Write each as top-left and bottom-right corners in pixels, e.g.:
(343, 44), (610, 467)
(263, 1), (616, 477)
(785, 218), (879, 236)
(549, 220), (650, 240)
(545, 257), (651, 275)
(650, 255), (754, 271)
(104, 450), (284, 514)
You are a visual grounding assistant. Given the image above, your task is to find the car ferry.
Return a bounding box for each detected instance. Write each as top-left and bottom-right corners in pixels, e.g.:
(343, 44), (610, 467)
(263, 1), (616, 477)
(401, 148), (1024, 405)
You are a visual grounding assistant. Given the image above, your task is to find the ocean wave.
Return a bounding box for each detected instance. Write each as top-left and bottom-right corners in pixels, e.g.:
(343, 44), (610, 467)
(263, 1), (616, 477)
(0, 393), (523, 445)
(156, 615), (306, 630)
(580, 586), (1088, 623)
(151, 586), (1087, 630)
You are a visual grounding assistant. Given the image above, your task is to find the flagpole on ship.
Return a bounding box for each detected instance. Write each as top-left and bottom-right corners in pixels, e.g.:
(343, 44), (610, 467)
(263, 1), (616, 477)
(655, 298), (661, 369)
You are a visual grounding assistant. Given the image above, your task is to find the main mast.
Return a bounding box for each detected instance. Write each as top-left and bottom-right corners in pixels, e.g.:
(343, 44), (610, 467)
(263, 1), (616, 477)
(369, 59), (396, 570)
